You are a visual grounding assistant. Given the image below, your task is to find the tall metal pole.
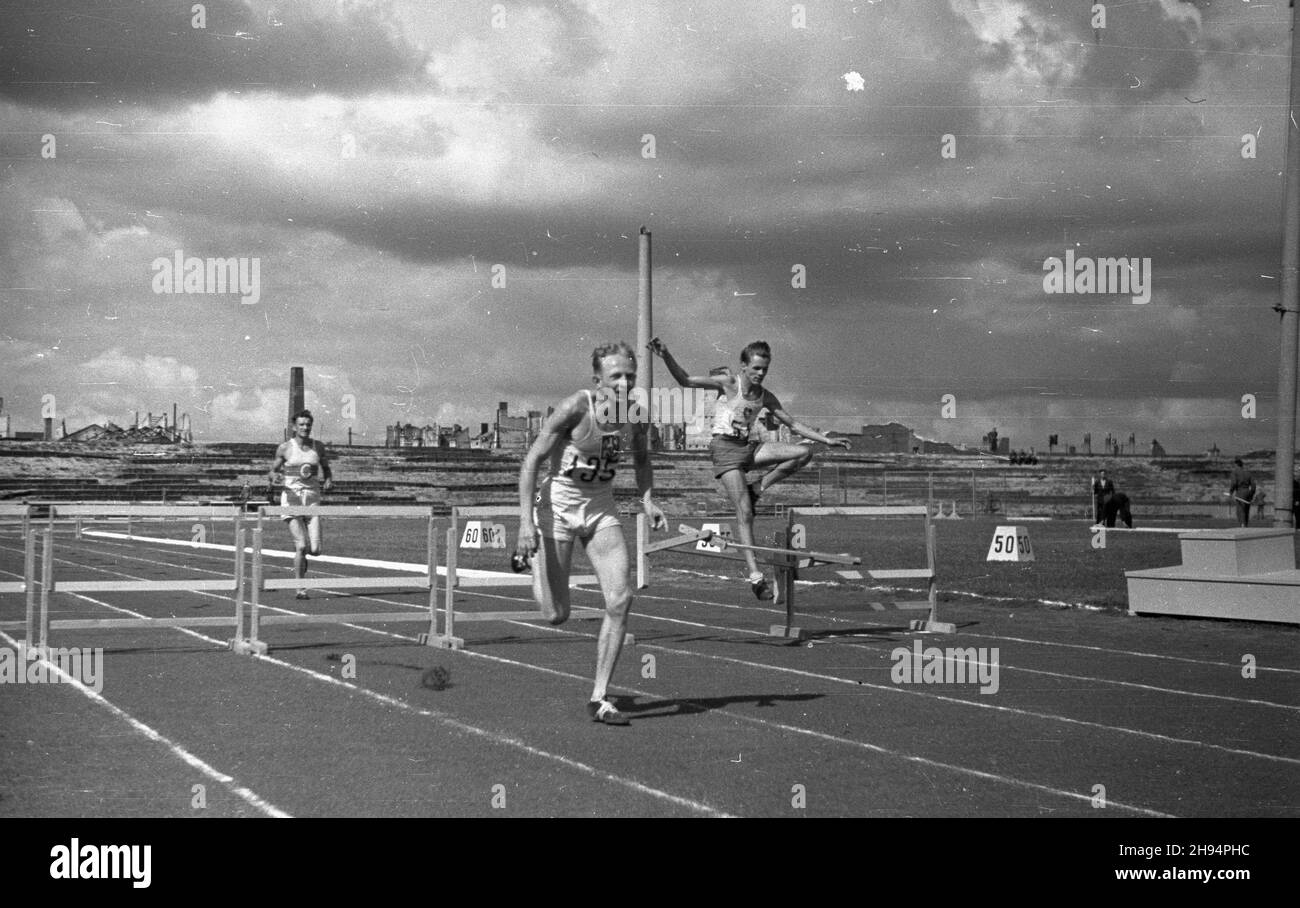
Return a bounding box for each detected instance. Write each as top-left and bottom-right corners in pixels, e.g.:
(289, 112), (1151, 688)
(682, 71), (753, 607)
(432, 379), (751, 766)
(1274, 0), (1300, 527)
(637, 227), (653, 421)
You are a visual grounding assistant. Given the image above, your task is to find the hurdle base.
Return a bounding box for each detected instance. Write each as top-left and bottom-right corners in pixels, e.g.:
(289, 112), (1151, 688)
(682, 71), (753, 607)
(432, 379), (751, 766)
(422, 633), (465, 650)
(229, 638), (268, 656)
(768, 624), (805, 641)
(908, 619), (956, 634)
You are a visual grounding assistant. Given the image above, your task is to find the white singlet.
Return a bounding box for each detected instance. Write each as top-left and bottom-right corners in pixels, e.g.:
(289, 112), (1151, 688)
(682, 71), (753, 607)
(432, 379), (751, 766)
(282, 437), (322, 493)
(711, 383), (768, 441)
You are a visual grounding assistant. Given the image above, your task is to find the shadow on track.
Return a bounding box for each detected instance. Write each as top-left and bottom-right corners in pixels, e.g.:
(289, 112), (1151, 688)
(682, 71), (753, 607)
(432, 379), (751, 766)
(614, 691), (823, 721)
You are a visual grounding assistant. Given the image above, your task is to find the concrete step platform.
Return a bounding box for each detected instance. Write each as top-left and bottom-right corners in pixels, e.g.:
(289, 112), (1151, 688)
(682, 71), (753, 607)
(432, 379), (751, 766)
(1126, 527), (1300, 625)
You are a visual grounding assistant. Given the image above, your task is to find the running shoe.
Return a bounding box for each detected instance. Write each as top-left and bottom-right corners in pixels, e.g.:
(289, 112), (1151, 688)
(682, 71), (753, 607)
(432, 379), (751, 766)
(749, 573), (773, 601)
(296, 590), (310, 601)
(586, 698), (631, 726)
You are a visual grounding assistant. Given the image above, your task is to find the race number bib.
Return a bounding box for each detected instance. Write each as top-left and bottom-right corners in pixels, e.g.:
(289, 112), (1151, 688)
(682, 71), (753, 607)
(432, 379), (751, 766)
(570, 434), (622, 482)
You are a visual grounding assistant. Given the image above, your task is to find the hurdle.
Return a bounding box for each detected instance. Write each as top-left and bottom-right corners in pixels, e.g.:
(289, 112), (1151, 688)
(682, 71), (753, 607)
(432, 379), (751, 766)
(0, 506), (37, 641)
(0, 505), (250, 649)
(426, 506), (610, 650)
(785, 506), (951, 637)
(637, 505), (952, 640)
(239, 505), (441, 656)
(0, 502), (31, 540)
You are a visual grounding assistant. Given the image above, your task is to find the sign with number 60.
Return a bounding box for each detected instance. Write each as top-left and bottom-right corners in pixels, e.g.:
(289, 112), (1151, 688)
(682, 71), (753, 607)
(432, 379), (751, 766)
(461, 521), (508, 550)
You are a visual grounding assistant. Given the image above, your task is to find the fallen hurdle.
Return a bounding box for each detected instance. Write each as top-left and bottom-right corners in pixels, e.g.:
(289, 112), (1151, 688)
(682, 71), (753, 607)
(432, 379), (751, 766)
(426, 506), (612, 650)
(636, 505), (952, 640)
(0, 505), (250, 649)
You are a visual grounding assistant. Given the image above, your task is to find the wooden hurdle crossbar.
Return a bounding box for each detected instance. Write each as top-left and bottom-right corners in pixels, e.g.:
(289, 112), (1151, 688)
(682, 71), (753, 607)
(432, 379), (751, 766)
(427, 506), (607, 650)
(0, 505), (252, 649)
(239, 505), (440, 655)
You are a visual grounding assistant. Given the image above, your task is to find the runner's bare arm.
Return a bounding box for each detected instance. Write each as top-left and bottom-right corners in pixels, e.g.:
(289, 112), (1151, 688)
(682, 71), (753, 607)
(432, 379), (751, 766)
(317, 445), (333, 490)
(767, 396), (850, 448)
(269, 442), (288, 483)
(631, 423), (666, 531)
(646, 338), (730, 392)
(516, 394), (586, 556)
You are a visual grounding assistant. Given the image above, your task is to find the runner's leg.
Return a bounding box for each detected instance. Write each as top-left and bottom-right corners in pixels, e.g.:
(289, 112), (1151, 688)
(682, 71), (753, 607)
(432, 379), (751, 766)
(287, 518), (308, 579)
(583, 523), (632, 704)
(306, 507), (322, 556)
(750, 441), (815, 495)
(533, 534), (574, 625)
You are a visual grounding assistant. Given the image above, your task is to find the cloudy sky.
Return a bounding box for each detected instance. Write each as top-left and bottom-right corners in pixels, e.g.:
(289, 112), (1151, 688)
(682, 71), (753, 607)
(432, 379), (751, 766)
(1, 0), (1295, 453)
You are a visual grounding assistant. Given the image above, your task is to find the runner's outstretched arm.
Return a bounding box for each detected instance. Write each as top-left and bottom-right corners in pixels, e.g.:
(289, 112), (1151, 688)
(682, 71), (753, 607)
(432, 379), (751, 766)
(767, 399), (851, 449)
(646, 338), (729, 392)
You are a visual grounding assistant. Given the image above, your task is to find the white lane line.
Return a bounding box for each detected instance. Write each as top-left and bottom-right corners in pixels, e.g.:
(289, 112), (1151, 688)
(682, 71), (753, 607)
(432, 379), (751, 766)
(155, 578), (1173, 817)
(241, 643), (734, 817)
(613, 603), (1300, 714)
(0, 545), (1181, 815)
(401, 620), (1175, 817)
(16, 541), (1294, 806)
(9, 538), (1297, 719)
(954, 631), (1300, 676)
(0, 555), (733, 818)
(458, 588), (1300, 767)
(67, 535), (1300, 678)
(0, 626), (291, 818)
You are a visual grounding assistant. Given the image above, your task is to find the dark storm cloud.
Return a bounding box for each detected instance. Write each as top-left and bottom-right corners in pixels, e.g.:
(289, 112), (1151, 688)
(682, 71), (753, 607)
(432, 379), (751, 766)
(0, 0), (429, 110)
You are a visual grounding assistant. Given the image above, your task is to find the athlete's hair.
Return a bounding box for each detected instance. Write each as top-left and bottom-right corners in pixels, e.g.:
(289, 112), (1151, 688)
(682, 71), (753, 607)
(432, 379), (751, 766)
(293, 409), (314, 424)
(740, 341), (771, 364)
(592, 341), (637, 374)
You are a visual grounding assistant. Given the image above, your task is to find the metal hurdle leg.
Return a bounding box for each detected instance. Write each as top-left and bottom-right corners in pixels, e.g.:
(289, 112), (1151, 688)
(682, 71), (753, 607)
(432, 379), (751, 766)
(417, 514), (442, 646)
(229, 526), (251, 653)
(232, 525), (268, 656)
(908, 516), (955, 634)
(38, 529), (53, 649)
(429, 525), (464, 649)
(768, 522), (804, 641)
(23, 526), (36, 645)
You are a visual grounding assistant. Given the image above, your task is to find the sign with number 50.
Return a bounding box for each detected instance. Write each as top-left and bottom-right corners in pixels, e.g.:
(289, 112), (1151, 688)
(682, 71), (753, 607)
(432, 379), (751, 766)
(987, 525), (1035, 562)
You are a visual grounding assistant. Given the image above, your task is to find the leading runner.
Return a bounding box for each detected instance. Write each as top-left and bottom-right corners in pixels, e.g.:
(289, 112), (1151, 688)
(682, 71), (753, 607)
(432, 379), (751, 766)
(516, 342), (666, 726)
